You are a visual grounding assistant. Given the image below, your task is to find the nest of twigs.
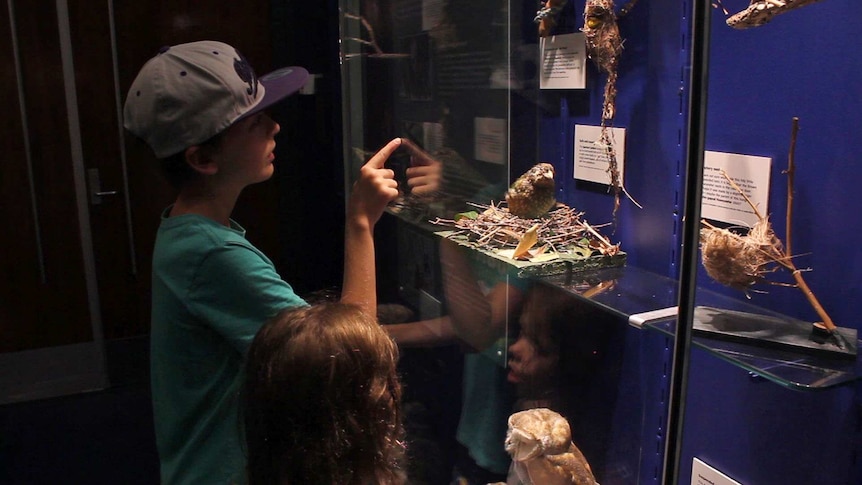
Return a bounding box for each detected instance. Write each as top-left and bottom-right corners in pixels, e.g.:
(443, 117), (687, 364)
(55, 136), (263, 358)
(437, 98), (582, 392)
(431, 201), (621, 259)
(700, 218), (786, 293)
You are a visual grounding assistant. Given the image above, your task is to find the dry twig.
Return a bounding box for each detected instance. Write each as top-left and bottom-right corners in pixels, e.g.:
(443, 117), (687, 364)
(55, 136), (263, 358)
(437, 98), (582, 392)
(699, 117), (836, 332)
(431, 202), (621, 259)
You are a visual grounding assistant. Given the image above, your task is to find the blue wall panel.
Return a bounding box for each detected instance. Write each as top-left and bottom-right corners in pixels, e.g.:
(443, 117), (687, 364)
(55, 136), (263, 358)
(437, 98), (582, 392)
(697, 0), (862, 332)
(535, 1), (861, 483)
(678, 347), (861, 484)
(536, 0), (690, 278)
(683, 1), (862, 483)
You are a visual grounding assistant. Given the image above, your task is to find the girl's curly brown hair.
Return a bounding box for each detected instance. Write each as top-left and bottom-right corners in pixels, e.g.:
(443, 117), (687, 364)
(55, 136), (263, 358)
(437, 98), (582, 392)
(242, 303), (406, 485)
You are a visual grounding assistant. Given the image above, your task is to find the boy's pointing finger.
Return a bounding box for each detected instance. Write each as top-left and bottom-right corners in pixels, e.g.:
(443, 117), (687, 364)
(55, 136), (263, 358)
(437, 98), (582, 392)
(366, 138), (403, 168)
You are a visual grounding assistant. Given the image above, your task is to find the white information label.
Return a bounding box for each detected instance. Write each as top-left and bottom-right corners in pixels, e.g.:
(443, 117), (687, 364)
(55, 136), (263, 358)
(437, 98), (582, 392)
(573, 124), (626, 185)
(540, 33), (587, 90)
(701, 151), (772, 227)
(692, 457), (742, 485)
(474, 117), (507, 165)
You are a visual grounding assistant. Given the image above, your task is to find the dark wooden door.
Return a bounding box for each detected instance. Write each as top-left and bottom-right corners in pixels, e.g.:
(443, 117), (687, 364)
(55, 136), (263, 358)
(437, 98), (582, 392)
(0, 0), (109, 403)
(0, 0), (92, 353)
(1, 0), (281, 403)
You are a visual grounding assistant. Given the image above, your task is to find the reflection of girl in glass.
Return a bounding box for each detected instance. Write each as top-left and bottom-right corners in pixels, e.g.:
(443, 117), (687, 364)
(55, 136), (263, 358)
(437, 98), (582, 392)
(505, 285), (617, 482)
(507, 285), (607, 414)
(507, 286), (565, 410)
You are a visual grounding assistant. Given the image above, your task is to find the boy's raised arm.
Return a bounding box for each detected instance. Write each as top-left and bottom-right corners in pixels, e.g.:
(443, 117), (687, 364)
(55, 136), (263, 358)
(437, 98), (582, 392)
(340, 137), (402, 319)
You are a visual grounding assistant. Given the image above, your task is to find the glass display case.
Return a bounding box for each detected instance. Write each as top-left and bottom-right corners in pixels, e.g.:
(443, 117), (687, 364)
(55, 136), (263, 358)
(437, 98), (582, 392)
(338, 0), (861, 483)
(667, 1), (862, 484)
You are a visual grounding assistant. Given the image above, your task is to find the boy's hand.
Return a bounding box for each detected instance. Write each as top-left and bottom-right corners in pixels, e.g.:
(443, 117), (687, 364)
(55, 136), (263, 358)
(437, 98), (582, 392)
(348, 138), (401, 228)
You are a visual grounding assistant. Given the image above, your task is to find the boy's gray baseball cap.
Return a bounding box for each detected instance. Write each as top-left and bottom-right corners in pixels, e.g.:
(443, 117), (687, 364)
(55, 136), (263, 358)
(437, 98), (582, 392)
(123, 40), (309, 158)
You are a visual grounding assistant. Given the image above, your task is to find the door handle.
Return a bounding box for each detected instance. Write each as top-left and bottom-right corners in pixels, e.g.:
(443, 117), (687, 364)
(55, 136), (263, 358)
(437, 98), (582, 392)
(87, 168), (119, 205)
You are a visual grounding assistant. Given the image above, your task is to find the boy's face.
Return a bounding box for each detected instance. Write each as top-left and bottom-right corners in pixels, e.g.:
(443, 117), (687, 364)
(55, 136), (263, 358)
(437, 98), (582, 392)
(211, 112), (281, 186)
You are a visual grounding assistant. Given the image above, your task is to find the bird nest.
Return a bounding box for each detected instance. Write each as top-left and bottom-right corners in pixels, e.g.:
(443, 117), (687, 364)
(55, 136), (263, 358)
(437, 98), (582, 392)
(700, 218), (785, 293)
(697, 118), (838, 334)
(431, 201), (621, 262)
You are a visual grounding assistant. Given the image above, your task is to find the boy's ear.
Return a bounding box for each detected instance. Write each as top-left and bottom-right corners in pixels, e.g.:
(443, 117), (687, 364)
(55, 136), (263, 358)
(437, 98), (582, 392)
(184, 146), (219, 175)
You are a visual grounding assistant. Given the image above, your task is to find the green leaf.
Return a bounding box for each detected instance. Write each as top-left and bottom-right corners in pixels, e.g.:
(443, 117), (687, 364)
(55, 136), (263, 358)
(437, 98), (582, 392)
(571, 245), (594, 259)
(455, 211), (479, 221)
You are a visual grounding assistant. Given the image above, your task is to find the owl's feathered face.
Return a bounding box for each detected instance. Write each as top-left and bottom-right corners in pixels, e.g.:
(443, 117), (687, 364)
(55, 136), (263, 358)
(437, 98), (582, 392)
(505, 408), (572, 461)
(504, 408), (600, 485)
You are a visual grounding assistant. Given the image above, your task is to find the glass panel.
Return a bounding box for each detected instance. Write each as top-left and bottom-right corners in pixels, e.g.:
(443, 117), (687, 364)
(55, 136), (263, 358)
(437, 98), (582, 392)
(339, 1), (694, 483)
(683, 1), (862, 388)
(670, 2), (862, 484)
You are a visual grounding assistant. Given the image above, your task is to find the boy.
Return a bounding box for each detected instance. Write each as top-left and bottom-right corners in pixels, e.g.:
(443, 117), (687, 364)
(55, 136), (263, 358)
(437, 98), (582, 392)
(123, 40), (401, 484)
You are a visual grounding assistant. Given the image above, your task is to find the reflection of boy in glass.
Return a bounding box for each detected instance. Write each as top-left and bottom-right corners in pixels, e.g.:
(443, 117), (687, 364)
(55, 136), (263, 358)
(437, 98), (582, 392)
(387, 136), (525, 484)
(441, 239), (527, 485)
(386, 237), (527, 484)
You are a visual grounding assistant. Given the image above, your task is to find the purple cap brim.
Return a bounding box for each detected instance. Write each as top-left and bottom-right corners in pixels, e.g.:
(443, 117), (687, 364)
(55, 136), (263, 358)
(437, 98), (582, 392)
(242, 66), (309, 119)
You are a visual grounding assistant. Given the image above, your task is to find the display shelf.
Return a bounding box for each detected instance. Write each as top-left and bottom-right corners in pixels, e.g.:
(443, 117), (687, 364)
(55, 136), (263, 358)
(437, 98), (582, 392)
(537, 265), (679, 321)
(649, 320), (862, 391)
(539, 261), (862, 391)
(427, 217), (681, 323)
(646, 288), (862, 391)
(401, 211), (862, 392)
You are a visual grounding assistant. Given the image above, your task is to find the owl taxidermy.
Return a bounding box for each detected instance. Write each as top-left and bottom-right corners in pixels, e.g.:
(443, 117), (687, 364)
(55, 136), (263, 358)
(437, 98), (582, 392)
(504, 408), (599, 485)
(506, 163), (557, 219)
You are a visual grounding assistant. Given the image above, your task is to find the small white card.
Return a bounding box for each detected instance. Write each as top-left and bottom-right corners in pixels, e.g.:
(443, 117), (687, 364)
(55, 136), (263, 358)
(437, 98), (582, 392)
(422, 0), (445, 31)
(573, 124), (626, 185)
(540, 33), (587, 89)
(421, 122), (444, 153)
(701, 151), (772, 227)
(692, 457), (742, 485)
(474, 117), (507, 164)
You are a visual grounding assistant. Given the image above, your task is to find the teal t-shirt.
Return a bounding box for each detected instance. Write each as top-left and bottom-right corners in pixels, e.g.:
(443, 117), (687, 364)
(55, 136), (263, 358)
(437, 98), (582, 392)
(150, 209), (306, 485)
(456, 339), (515, 475)
(454, 256), (533, 476)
